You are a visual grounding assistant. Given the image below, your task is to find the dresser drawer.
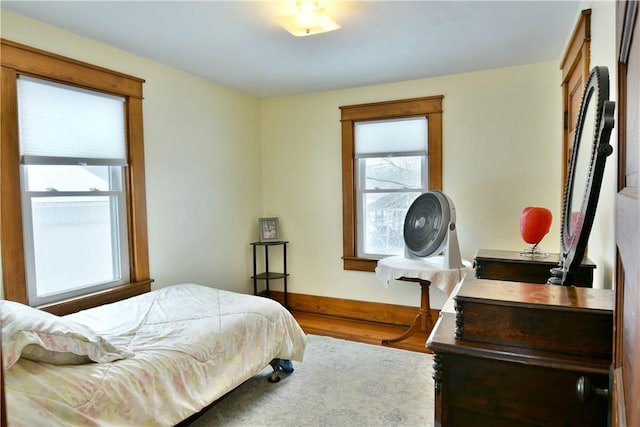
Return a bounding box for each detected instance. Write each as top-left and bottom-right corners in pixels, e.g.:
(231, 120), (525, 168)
(439, 352), (609, 427)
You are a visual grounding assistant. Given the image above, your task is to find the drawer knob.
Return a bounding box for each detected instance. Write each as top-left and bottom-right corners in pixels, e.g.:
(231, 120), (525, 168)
(576, 376), (609, 402)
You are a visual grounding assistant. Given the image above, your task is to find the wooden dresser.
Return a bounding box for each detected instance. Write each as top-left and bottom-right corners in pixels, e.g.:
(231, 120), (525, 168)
(474, 249), (596, 287)
(427, 277), (613, 426)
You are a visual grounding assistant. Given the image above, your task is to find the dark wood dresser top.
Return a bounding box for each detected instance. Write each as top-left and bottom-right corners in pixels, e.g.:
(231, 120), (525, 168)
(455, 277), (613, 313)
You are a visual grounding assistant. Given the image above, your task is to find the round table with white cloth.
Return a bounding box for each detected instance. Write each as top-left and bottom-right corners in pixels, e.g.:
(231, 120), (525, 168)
(375, 255), (474, 296)
(374, 255), (474, 345)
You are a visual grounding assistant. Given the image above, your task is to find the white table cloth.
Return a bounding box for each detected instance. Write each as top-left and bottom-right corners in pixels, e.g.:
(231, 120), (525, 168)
(375, 255), (474, 296)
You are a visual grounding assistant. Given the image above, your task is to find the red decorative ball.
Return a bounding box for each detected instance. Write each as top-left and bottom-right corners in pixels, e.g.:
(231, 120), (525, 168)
(520, 207), (552, 244)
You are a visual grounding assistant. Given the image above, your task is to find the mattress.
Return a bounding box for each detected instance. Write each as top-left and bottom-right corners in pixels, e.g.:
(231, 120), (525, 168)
(4, 283), (307, 426)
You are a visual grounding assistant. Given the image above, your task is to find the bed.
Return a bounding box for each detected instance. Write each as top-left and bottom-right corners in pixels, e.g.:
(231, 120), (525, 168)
(1, 283), (307, 426)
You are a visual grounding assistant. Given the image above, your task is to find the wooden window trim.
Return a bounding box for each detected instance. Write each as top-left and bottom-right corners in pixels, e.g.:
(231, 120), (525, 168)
(560, 9), (591, 192)
(1, 39), (152, 315)
(340, 96), (443, 272)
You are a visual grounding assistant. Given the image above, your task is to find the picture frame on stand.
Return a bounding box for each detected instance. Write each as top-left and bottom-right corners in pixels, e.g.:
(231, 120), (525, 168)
(259, 217), (279, 242)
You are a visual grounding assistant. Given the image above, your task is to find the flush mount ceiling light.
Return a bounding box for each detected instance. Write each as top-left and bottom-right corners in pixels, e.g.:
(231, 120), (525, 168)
(277, 0), (341, 37)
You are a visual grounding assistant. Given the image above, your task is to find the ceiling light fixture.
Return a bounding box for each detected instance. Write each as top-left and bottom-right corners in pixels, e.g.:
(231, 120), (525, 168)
(277, 0), (341, 37)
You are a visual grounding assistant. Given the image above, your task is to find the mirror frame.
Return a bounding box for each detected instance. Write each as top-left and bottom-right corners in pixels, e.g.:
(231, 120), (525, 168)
(549, 66), (615, 286)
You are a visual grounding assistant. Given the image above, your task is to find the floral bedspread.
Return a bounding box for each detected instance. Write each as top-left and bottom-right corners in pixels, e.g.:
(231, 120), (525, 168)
(5, 284), (307, 426)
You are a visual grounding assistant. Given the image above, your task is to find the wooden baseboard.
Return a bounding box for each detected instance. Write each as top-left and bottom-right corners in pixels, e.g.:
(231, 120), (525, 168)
(263, 290), (439, 327)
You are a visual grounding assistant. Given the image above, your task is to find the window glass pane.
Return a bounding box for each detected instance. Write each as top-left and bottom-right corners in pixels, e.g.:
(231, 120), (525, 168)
(359, 156), (424, 190)
(362, 192), (421, 256)
(355, 117), (427, 155)
(29, 195), (123, 298)
(25, 165), (120, 192)
(17, 76), (126, 160)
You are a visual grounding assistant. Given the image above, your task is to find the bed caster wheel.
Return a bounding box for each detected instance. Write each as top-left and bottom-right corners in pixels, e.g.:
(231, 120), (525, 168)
(268, 359), (282, 383)
(268, 372), (281, 383)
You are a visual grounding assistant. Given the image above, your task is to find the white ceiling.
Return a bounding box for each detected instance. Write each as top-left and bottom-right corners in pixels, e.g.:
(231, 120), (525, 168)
(1, 1), (582, 98)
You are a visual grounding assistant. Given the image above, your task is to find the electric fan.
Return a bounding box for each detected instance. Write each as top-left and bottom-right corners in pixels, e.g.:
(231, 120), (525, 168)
(403, 191), (464, 269)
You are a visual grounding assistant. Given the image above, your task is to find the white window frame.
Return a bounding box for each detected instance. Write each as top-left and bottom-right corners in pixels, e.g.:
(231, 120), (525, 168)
(20, 158), (130, 305)
(16, 75), (132, 306)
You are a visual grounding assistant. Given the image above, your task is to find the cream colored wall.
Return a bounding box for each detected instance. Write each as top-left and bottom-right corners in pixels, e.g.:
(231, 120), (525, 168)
(261, 62), (564, 306)
(0, 10), (264, 295)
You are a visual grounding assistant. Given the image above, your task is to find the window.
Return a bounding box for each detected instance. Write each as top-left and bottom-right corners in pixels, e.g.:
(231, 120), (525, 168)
(1, 39), (151, 314)
(340, 96), (443, 272)
(18, 76), (130, 305)
(356, 117), (428, 257)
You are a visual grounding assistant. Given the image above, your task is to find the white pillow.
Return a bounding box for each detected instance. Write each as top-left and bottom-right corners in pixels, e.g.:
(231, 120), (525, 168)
(1, 300), (133, 369)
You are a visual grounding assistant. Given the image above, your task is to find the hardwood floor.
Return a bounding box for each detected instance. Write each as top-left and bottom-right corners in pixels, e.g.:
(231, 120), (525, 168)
(291, 310), (432, 354)
(263, 289), (434, 354)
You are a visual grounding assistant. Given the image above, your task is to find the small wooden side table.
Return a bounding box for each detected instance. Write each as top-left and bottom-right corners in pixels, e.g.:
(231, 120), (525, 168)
(382, 276), (433, 345)
(474, 248), (596, 288)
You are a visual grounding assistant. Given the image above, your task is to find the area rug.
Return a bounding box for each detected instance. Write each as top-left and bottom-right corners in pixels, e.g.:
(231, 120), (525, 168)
(188, 334), (434, 427)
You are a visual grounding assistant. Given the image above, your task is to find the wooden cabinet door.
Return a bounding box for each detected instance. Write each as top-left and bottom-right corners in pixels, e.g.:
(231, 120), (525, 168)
(613, 1), (639, 426)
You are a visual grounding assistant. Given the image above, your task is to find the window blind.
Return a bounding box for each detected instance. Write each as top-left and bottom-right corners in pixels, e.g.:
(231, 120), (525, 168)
(17, 75), (127, 163)
(355, 117), (427, 157)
